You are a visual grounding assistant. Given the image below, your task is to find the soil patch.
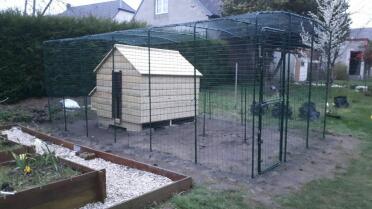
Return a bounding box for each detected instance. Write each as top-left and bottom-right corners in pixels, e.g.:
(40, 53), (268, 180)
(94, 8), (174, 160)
(2, 98), (360, 207)
(29, 118), (359, 207)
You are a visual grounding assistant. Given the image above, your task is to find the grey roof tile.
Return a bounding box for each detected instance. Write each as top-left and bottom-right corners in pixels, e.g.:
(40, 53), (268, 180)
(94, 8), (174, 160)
(350, 28), (372, 40)
(198, 0), (222, 16)
(60, 0), (135, 19)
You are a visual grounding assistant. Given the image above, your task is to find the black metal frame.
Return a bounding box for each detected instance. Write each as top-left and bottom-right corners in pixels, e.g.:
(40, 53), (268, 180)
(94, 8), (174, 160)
(43, 11), (332, 178)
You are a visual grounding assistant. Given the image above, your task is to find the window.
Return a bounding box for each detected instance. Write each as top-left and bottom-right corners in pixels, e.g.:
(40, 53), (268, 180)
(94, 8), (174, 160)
(155, 0), (168, 15)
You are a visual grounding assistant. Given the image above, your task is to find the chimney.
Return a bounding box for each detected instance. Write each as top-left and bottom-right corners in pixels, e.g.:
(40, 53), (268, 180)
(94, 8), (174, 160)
(118, 0), (122, 9)
(66, 3), (72, 10)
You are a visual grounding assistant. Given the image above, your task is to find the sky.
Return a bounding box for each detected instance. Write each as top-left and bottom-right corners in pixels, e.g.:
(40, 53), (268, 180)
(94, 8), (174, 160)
(0, 0), (371, 29)
(0, 0), (142, 14)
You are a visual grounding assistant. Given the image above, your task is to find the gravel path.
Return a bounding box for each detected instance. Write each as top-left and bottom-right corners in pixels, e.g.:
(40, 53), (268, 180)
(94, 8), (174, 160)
(1, 127), (173, 209)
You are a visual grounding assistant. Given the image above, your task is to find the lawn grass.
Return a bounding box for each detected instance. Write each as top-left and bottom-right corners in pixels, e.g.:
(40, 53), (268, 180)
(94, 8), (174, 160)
(156, 187), (265, 209)
(199, 84), (326, 123)
(159, 83), (372, 209)
(278, 86), (372, 209)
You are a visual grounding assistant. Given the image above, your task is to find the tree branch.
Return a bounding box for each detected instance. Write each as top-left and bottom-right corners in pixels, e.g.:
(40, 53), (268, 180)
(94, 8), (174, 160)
(41, 0), (53, 16)
(24, 0), (28, 15)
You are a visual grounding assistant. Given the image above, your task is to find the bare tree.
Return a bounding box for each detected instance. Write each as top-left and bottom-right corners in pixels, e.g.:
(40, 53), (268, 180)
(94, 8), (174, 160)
(41, 0), (53, 16)
(32, 0), (36, 16)
(310, 0), (351, 69)
(24, 0), (28, 15)
(23, 0), (53, 16)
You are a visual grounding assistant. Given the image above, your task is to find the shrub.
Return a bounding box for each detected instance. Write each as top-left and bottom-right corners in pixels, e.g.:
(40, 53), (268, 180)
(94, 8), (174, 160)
(333, 63), (348, 80)
(0, 10), (144, 103)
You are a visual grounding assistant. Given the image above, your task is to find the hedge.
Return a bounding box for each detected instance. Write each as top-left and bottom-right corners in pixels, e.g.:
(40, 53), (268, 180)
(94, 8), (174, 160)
(0, 10), (144, 103)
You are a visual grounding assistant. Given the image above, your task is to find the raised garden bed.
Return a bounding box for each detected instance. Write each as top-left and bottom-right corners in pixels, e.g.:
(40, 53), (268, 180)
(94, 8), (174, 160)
(0, 125), (192, 209)
(0, 135), (35, 163)
(0, 153), (106, 209)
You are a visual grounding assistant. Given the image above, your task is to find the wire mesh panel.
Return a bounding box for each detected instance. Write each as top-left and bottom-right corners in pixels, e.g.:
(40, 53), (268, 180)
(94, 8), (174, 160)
(194, 35), (256, 176)
(42, 11), (330, 178)
(255, 28), (285, 173)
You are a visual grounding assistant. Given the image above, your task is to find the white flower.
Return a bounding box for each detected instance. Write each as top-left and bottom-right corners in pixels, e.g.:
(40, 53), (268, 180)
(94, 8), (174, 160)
(19, 154), (26, 160)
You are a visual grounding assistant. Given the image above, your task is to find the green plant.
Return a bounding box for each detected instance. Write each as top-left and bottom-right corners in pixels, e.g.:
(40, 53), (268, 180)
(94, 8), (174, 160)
(0, 109), (33, 123)
(11, 153), (30, 173)
(0, 154), (80, 192)
(333, 63), (348, 80)
(40, 144), (59, 172)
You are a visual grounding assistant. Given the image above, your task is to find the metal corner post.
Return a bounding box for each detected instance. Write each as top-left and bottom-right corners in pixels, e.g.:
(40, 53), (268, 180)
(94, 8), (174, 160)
(202, 30), (208, 137)
(279, 15), (291, 162)
(112, 37), (117, 143)
(148, 29), (153, 152)
(251, 16), (259, 178)
(61, 47), (67, 132)
(306, 22), (315, 148)
(284, 14), (292, 162)
(43, 44), (52, 123)
(203, 90), (206, 137)
(193, 22), (198, 164)
(241, 86), (244, 125)
(79, 45), (89, 138)
(244, 86), (247, 142)
(63, 95), (67, 131)
(323, 31), (333, 139)
(85, 96), (89, 137)
(279, 46), (286, 162)
(47, 97), (52, 122)
(257, 30), (264, 175)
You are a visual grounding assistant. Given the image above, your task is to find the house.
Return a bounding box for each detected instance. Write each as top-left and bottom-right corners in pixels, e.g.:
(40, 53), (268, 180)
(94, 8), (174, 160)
(336, 28), (372, 79)
(270, 51), (319, 82)
(59, 0), (136, 23)
(134, 0), (222, 26)
(90, 44), (202, 131)
(294, 55), (310, 82)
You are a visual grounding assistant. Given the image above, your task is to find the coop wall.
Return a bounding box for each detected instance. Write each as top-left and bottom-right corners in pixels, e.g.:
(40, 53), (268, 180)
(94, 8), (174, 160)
(91, 55), (113, 128)
(92, 49), (200, 131)
(139, 75), (200, 124)
(91, 50), (143, 129)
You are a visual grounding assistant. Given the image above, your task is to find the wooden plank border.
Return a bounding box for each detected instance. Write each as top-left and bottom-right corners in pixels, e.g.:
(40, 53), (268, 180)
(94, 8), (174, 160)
(0, 158), (106, 209)
(0, 140), (35, 163)
(0, 124), (193, 209)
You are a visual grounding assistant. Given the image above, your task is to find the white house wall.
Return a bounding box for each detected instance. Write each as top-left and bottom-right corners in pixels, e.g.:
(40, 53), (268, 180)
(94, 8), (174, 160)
(337, 40), (368, 78)
(113, 10), (134, 22)
(134, 0), (210, 26)
(298, 58), (309, 82)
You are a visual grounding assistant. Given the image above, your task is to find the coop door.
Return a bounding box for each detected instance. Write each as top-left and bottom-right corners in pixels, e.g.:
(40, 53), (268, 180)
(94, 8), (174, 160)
(112, 71), (122, 120)
(256, 29), (287, 175)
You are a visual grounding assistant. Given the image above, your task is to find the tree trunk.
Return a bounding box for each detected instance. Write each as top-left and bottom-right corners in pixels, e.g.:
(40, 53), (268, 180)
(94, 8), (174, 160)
(24, 0), (28, 15)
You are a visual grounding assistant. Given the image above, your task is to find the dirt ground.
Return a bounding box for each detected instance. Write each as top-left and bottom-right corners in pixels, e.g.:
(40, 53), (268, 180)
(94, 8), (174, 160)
(1, 98), (360, 208)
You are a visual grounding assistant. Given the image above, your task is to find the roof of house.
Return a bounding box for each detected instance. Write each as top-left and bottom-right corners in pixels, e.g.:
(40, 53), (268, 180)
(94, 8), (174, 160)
(60, 0), (135, 19)
(95, 44), (202, 76)
(350, 28), (372, 40)
(198, 0), (222, 16)
(135, 0), (222, 17)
